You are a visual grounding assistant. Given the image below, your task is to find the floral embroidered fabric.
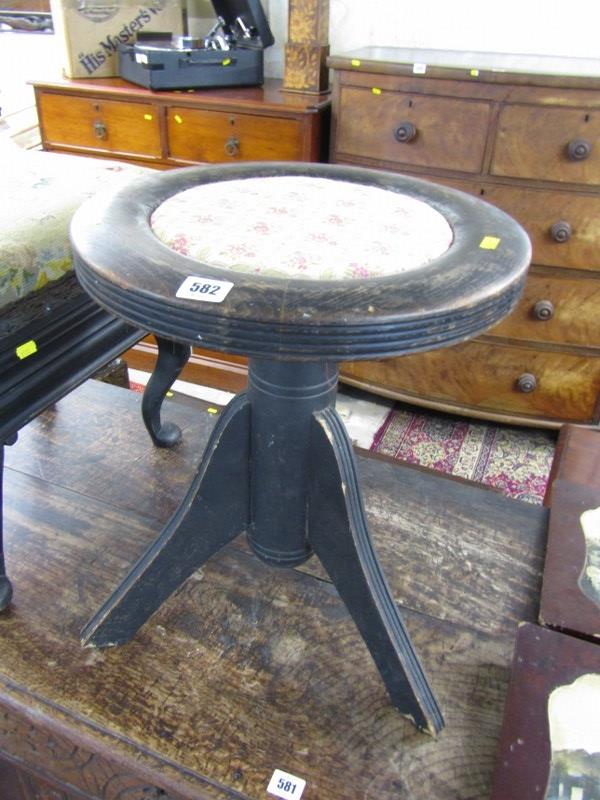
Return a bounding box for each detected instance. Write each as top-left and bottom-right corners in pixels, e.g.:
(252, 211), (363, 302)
(150, 176), (454, 281)
(0, 145), (148, 310)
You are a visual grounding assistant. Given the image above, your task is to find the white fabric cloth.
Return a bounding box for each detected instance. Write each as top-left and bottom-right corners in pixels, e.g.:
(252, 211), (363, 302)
(151, 176), (453, 281)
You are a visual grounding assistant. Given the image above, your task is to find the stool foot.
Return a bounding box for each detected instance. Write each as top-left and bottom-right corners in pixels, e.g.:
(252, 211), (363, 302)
(142, 337), (192, 448)
(81, 393), (251, 648)
(308, 408), (444, 736)
(0, 439), (16, 613)
(0, 574), (12, 612)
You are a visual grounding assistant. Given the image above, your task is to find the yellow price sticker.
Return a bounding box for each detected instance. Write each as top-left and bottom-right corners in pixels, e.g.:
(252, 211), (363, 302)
(222, 58), (231, 66)
(470, 68), (479, 77)
(479, 236), (501, 250)
(351, 58), (361, 67)
(16, 340), (38, 360)
(174, 114), (183, 124)
(207, 407), (219, 415)
(144, 113), (153, 121)
(371, 87), (382, 96)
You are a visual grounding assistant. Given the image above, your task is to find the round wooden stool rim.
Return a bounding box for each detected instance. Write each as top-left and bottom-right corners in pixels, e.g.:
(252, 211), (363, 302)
(71, 162), (531, 361)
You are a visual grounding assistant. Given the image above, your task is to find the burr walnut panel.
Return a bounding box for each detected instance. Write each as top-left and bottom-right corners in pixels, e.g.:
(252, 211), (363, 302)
(342, 341), (600, 425)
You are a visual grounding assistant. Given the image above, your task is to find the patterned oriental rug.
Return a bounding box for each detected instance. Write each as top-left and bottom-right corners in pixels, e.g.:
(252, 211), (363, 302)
(129, 377), (556, 506)
(371, 403), (557, 505)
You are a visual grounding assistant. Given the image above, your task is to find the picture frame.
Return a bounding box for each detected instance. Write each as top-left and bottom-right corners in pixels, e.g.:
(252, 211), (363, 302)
(540, 479), (600, 640)
(492, 623), (600, 800)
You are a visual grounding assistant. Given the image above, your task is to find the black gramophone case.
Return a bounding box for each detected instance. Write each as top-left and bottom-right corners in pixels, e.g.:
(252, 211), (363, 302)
(118, 0), (274, 90)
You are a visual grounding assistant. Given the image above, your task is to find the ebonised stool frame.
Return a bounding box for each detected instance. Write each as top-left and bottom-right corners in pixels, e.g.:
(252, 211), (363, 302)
(0, 277), (144, 613)
(70, 162), (531, 736)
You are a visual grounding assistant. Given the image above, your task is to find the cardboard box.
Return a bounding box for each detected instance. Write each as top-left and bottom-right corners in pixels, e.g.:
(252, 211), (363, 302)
(50, 0), (183, 79)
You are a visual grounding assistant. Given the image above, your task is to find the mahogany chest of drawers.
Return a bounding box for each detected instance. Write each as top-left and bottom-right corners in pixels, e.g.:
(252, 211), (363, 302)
(32, 76), (330, 167)
(328, 48), (600, 427)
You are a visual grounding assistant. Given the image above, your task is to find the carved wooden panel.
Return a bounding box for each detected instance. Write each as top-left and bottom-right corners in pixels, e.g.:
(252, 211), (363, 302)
(0, 699), (182, 800)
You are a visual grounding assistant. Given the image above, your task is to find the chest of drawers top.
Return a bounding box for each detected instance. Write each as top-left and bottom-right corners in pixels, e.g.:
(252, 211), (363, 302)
(328, 47), (600, 186)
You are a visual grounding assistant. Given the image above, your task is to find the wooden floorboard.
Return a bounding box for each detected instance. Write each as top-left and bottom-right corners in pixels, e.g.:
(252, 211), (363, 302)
(1, 379), (549, 800)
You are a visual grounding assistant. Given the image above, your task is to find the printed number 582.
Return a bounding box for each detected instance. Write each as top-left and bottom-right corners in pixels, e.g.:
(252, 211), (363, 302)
(189, 282), (219, 295)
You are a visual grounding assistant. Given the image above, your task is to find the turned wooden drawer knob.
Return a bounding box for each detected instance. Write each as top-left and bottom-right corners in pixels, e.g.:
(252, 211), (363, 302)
(93, 121), (107, 140)
(566, 138), (592, 161)
(225, 137), (240, 157)
(550, 220), (572, 243)
(394, 122), (418, 143)
(517, 373), (537, 393)
(533, 299), (555, 320)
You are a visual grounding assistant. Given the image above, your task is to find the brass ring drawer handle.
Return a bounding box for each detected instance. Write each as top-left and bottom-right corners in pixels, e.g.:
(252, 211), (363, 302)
(550, 220), (572, 243)
(533, 300), (555, 320)
(394, 122), (417, 143)
(517, 373), (537, 393)
(225, 137), (240, 157)
(566, 138), (592, 161)
(93, 121), (107, 140)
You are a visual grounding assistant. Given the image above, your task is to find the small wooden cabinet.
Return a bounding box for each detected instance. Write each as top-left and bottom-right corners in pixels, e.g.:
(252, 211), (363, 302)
(329, 48), (600, 427)
(33, 76), (330, 167)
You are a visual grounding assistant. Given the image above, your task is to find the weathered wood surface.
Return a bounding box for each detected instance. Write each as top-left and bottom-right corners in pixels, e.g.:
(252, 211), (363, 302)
(1, 380), (549, 800)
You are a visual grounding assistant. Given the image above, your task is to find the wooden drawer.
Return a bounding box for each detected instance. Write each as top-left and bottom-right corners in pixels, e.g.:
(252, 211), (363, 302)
(488, 269), (600, 348)
(38, 92), (162, 160)
(167, 107), (304, 163)
(423, 176), (600, 271)
(340, 341), (600, 424)
(481, 184), (600, 271)
(492, 104), (600, 185)
(335, 85), (491, 173)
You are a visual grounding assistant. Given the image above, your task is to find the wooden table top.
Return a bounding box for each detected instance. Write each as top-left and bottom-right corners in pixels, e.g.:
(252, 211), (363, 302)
(1, 380), (548, 799)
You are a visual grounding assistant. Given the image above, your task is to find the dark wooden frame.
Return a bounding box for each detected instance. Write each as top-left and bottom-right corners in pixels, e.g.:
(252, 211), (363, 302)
(540, 478), (600, 640)
(492, 622), (600, 800)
